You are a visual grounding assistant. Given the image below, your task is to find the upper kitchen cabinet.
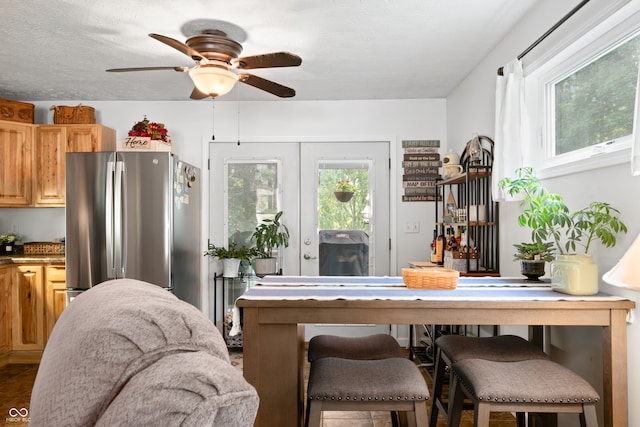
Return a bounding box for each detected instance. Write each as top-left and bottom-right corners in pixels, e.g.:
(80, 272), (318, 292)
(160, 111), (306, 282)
(1, 122), (117, 207)
(0, 120), (33, 206)
(63, 124), (116, 152)
(34, 125), (66, 206)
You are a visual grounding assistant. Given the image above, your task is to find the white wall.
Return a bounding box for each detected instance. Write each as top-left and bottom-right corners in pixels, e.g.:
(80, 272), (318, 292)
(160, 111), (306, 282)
(0, 98), (447, 298)
(447, 0), (640, 425)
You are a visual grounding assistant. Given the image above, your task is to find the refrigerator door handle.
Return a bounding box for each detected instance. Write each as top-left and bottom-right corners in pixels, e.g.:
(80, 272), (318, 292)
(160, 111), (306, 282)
(114, 160), (125, 277)
(106, 160), (116, 279)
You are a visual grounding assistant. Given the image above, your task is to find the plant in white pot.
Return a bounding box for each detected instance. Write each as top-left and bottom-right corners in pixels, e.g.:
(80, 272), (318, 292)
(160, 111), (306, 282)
(205, 242), (256, 278)
(251, 211), (290, 277)
(500, 167), (627, 294)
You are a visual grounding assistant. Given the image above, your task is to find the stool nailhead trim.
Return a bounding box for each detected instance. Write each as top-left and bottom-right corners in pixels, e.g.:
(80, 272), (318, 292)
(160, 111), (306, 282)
(309, 395), (426, 401)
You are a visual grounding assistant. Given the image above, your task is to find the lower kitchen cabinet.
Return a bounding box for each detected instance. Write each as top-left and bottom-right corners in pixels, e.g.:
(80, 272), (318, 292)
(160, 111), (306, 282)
(12, 265), (45, 351)
(45, 265), (66, 342)
(0, 267), (11, 356)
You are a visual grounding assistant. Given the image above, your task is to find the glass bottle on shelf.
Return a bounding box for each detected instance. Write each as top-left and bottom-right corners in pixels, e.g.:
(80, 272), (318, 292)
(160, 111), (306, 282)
(436, 230), (445, 265)
(430, 230), (438, 263)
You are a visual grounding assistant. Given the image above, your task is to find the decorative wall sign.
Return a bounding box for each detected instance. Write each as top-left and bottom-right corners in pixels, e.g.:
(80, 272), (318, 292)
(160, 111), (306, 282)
(401, 140), (441, 202)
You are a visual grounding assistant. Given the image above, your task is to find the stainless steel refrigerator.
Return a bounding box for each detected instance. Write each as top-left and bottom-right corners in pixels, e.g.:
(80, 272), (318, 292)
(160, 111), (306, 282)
(65, 151), (201, 308)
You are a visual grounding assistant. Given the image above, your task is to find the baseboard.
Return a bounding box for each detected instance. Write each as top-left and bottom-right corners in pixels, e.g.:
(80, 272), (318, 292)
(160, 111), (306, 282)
(6, 350), (42, 364)
(0, 353), (9, 368)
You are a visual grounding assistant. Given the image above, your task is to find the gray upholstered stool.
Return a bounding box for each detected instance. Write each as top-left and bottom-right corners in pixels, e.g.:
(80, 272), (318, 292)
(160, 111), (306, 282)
(306, 357), (429, 427)
(306, 334), (405, 426)
(429, 334), (549, 427)
(307, 333), (404, 362)
(449, 358), (600, 427)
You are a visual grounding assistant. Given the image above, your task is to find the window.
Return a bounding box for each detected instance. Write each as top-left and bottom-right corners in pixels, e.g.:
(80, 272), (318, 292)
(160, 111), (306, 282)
(553, 32), (640, 155)
(318, 164), (371, 232)
(527, 2), (640, 176)
(226, 160), (280, 247)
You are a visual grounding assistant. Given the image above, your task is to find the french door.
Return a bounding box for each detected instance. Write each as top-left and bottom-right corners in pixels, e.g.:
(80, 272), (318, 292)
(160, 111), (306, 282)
(209, 140), (391, 337)
(299, 142), (390, 276)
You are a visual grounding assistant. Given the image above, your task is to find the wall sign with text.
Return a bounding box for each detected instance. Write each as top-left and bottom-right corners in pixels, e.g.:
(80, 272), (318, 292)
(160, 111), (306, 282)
(401, 139), (441, 202)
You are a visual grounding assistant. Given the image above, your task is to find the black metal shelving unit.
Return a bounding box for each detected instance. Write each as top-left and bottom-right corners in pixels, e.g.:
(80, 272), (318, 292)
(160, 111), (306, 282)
(213, 272), (255, 349)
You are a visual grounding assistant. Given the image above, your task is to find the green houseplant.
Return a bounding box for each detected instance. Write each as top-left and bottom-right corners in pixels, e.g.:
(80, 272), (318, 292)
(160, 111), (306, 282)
(334, 179), (357, 202)
(0, 232), (22, 254)
(512, 241), (555, 282)
(205, 241), (256, 278)
(500, 167), (627, 294)
(251, 211), (290, 276)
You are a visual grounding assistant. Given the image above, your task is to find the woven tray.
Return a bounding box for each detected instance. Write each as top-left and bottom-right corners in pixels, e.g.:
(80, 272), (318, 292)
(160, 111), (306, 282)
(23, 242), (65, 255)
(402, 267), (459, 289)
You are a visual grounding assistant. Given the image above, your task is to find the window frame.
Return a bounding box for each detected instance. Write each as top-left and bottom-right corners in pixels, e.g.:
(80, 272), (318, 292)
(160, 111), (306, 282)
(526, 2), (640, 178)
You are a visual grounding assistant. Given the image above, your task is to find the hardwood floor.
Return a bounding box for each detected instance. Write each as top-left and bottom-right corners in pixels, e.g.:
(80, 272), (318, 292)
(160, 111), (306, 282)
(0, 364), (38, 427)
(0, 352), (517, 427)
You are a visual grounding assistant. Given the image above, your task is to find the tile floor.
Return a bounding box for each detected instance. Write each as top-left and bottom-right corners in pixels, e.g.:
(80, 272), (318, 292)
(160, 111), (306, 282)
(0, 352), (517, 427)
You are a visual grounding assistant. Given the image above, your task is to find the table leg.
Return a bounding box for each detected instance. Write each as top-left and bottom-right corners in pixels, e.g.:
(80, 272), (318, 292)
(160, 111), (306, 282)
(242, 308), (305, 427)
(528, 325), (544, 349)
(603, 309), (628, 427)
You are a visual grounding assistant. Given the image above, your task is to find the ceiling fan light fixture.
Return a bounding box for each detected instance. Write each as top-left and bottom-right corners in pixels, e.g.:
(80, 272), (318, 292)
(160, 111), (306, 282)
(188, 65), (238, 98)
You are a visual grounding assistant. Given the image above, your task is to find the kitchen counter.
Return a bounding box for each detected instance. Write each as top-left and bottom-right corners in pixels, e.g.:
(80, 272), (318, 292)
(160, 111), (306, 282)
(0, 255), (65, 265)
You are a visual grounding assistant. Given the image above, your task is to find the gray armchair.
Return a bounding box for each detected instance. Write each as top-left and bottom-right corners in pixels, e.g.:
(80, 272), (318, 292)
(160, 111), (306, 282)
(29, 278), (258, 426)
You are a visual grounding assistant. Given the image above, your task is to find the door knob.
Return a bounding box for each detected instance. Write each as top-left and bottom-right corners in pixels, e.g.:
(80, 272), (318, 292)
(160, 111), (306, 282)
(303, 253), (317, 260)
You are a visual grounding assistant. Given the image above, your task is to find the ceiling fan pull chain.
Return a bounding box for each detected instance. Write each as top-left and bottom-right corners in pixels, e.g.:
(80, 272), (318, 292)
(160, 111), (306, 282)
(237, 89), (241, 146)
(211, 101), (215, 141)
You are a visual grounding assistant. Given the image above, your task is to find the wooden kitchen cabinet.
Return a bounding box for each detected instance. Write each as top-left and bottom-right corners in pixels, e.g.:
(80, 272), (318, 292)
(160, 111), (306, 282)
(0, 120), (34, 206)
(31, 124), (116, 207)
(63, 124), (116, 152)
(44, 265), (66, 342)
(34, 125), (66, 206)
(0, 267), (11, 356)
(12, 265), (45, 351)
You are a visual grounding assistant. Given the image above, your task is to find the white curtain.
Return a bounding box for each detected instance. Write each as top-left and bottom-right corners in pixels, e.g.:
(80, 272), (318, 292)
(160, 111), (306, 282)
(493, 58), (529, 201)
(632, 65), (640, 175)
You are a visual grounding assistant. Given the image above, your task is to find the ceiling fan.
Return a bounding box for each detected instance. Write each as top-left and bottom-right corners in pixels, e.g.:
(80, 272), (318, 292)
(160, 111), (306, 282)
(106, 30), (302, 99)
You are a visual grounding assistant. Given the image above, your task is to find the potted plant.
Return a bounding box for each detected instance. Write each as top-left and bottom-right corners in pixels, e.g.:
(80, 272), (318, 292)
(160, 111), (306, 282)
(251, 211), (290, 277)
(513, 241), (555, 282)
(500, 167), (627, 294)
(205, 241), (256, 278)
(0, 232), (21, 254)
(335, 179), (356, 202)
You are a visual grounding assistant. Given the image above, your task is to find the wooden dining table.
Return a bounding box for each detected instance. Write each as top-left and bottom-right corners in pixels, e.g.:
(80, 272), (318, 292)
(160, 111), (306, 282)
(236, 276), (635, 427)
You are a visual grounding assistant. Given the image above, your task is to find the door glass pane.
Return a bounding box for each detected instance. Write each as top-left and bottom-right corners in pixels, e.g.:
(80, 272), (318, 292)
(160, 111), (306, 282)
(317, 162), (372, 276)
(226, 160), (279, 248)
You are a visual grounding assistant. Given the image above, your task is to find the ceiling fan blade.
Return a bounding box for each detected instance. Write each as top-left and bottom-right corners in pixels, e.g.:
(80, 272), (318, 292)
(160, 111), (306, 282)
(106, 66), (188, 72)
(239, 74), (296, 98)
(149, 33), (205, 61)
(190, 87), (210, 100)
(232, 52), (302, 70)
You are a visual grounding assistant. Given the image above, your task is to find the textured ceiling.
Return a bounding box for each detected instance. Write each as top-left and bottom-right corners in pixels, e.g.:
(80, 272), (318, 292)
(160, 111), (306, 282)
(0, 0), (537, 102)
